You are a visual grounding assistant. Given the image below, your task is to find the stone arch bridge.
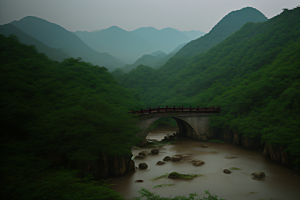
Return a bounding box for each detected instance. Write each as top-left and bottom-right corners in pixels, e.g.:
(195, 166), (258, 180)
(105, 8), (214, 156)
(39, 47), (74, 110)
(129, 106), (221, 146)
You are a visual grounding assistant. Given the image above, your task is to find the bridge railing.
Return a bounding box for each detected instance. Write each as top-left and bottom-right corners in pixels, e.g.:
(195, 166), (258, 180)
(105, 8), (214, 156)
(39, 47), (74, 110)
(128, 105), (221, 115)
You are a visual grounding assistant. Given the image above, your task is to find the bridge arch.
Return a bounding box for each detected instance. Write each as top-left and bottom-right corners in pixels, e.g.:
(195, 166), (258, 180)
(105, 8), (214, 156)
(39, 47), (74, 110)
(131, 106), (221, 146)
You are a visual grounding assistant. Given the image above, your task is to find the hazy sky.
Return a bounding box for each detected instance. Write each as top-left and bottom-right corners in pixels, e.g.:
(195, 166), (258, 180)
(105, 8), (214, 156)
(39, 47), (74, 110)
(0, 0), (299, 33)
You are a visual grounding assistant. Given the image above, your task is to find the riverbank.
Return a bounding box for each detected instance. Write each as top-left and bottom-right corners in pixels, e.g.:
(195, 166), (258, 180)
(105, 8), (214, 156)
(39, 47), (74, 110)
(109, 127), (300, 200)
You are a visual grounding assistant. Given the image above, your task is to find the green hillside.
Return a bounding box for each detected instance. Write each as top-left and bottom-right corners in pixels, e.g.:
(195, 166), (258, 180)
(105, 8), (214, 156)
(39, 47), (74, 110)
(0, 34), (143, 199)
(114, 7), (300, 165)
(175, 7), (268, 57)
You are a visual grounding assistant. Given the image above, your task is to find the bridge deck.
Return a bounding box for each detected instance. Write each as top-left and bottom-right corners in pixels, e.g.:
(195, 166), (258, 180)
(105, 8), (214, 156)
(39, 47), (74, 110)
(128, 106), (221, 115)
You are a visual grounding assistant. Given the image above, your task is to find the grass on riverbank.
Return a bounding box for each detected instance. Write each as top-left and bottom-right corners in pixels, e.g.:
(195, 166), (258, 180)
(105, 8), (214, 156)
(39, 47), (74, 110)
(150, 173), (169, 181)
(153, 184), (175, 189)
(169, 172), (203, 180)
(150, 172), (202, 181)
(132, 188), (226, 200)
(230, 167), (241, 170)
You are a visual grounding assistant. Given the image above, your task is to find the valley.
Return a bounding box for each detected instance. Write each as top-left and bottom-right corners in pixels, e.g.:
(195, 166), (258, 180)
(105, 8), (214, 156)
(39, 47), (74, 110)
(1, 3), (300, 200)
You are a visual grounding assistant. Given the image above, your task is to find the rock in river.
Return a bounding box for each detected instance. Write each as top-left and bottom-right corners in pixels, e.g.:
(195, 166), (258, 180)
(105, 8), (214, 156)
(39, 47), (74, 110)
(139, 163), (148, 169)
(251, 172), (265, 179)
(134, 155), (146, 159)
(168, 172), (180, 179)
(163, 156), (171, 161)
(139, 151), (148, 157)
(156, 161), (165, 165)
(171, 156), (181, 162)
(223, 169), (231, 174)
(151, 149), (159, 154)
(191, 159), (205, 166)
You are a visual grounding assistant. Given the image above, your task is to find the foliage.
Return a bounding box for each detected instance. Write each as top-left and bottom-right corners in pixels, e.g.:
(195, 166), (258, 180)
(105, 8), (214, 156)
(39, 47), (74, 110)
(229, 167), (241, 170)
(0, 34), (142, 199)
(168, 172), (202, 180)
(153, 184), (175, 189)
(175, 7), (268, 57)
(150, 173), (169, 181)
(1, 167), (124, 200)
(133, 188), (226, 200)
(115, 7), (300, 165)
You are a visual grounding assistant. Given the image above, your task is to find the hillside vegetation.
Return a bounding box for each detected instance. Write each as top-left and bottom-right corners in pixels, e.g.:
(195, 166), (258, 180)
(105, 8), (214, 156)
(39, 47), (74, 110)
(175, 7), (268, 57)
(0, 34), (143, 199)
(114, 7), (300, 165)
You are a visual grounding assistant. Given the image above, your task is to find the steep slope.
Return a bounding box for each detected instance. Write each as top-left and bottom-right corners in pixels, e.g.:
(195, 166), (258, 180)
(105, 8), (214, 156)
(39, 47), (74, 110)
(75, 26), (157, 64)
(175, 7), (268, 57)
(11, 16), (124, 70)
(1, 34), (142, 199)
(115, 7), (300, 166)
(0, 24), (70, 61)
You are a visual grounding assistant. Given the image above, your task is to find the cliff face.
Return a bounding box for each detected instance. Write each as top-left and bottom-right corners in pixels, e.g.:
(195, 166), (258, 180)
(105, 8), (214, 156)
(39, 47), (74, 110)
(79, 153), (135, 179)
(48, 152), (135, 179)
(216, 128), (296, 166)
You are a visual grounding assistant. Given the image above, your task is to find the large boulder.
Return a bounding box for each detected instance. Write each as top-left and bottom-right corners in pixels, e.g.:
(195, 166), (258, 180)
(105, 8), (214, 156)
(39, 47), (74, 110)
(163, 156), (171, 161)
(223, 169), (231, 174)
(171, 156), (181, 162)
(139, 151), (148, 157)
(151, 149), (159, 154)
(139, 163), (148, 169)
(156, 161), (165, 165)
(251, 172), (265, 179)
(191, 159), (205, 166)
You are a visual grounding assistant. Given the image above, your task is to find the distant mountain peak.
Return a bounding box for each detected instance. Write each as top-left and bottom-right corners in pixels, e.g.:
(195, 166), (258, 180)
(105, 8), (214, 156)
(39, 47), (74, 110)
(175, 6), (268, 57)
(105, 26), (125, 31)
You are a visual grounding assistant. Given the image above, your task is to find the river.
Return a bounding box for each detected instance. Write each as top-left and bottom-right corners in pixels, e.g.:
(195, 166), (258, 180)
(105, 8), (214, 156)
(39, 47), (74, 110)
(109, 127), (300, 200)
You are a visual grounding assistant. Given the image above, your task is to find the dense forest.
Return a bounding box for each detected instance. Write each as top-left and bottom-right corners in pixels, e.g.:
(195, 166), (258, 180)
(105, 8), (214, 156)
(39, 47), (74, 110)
(0, 34), (144, 199)
(114, 7), (300, 166)
(1, 6), (300, 200)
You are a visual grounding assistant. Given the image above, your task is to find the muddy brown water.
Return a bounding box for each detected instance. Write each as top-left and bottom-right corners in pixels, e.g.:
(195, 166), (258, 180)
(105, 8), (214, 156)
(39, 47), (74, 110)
(109, 129), (300, 200)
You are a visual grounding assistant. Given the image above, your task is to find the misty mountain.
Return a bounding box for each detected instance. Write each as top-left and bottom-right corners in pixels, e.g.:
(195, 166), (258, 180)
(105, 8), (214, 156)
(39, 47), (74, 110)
(130, 27), (204, 53)
(121, 43), (186, 72)
(11, 16), (124, 70)
(175, 7), (268, 57)
(181, 30), (206, 40)
(0, 24), (70, 61)
(75, 27), (205, 64)
(75, 26), (157, 64)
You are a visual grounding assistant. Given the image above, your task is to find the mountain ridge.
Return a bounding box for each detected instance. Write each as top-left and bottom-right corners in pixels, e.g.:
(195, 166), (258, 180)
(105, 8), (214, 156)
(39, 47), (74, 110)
(0, 23), (70, 61)
(175, 7), (268, 57)
(11, 16), (124, 70)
